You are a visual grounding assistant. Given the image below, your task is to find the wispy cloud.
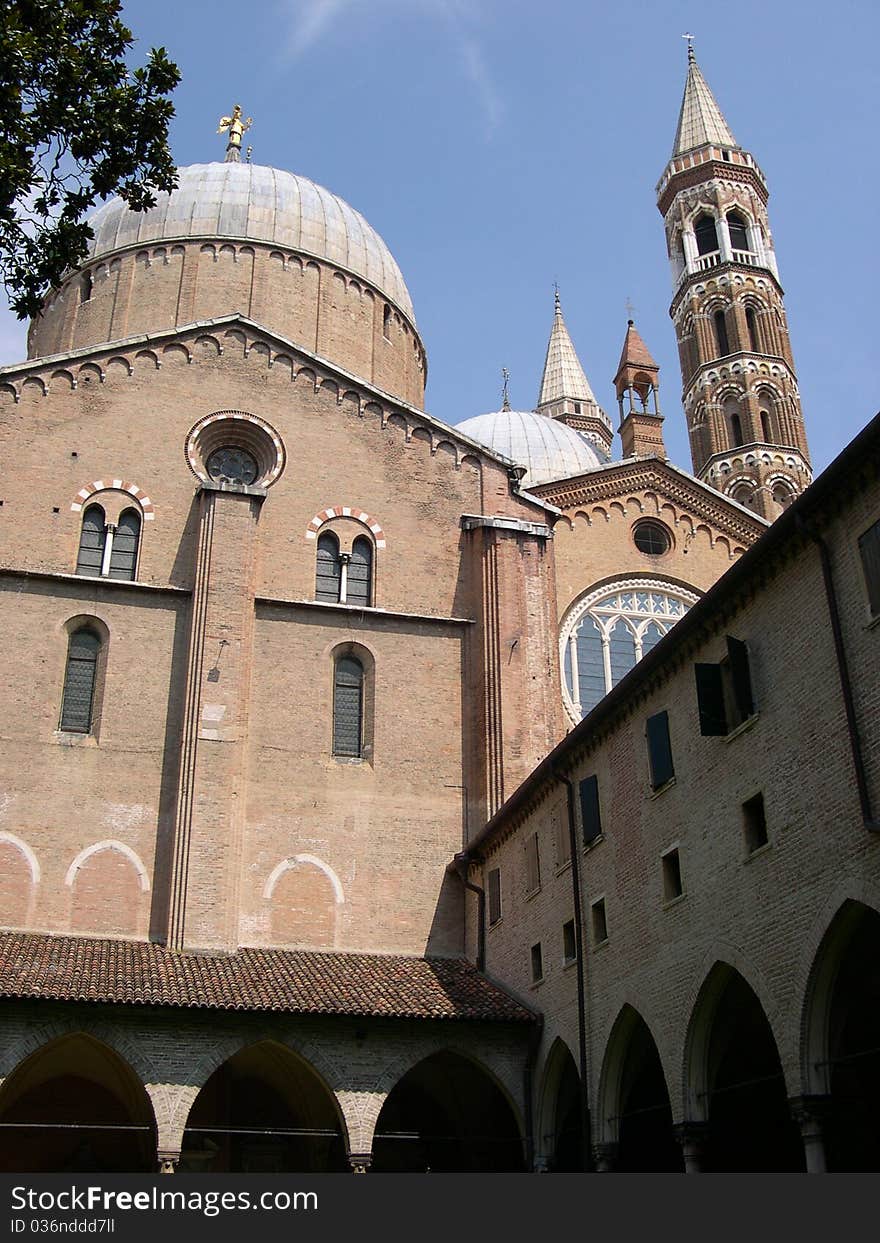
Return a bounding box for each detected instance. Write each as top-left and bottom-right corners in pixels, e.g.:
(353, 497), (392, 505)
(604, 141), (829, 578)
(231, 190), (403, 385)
(280, 0), (503, 138)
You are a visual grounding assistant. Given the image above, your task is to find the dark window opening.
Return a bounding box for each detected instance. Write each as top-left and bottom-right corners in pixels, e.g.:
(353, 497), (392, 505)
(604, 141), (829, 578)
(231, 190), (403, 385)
(524, 832), (541, 894)
(591, 898), (608, 944)
(727, 211), (750, 252)
(333, 655), (364, 758)
(487, 867), (502, 926)
(695, 214), (719, 256)
(530, 942), (544, 983)
(746, 307), (759, 352)
(316, 531), (341, 602)
(858, 520), (880, 616)
(579, 774), (602, 845)
(760, 409), (771, 441)
(661, 848), (683, 902)
(562, 919), (577, 963)
(60, 628), (100, 733)
(646, 710), (674, 790)
(383, 304), (391, 339)
(80, 272), (93, 304)
(107, 509), (141, 581)
(347, 536), (373, 607)
(714, 310), (730, 358)
(743, 793), (768, 853)
(574, 402), (582, 414)
(633, 520), (671, 556)
(695, 636), (755, 736)
(76, 505), (105, 576)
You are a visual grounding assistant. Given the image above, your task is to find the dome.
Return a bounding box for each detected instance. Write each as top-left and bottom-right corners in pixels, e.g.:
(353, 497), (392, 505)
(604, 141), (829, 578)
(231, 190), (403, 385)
(86, 162), (416, 323)
(457, 409), (608, 486)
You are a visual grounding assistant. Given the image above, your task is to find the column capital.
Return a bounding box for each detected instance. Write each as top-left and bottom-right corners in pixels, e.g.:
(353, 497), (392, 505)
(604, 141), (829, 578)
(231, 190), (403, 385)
(348, 1152), (373, 1174)
(157, 1149), (180, 1175)
(591, 1141), (618, 1172)
(788, 1094), (830, 1126)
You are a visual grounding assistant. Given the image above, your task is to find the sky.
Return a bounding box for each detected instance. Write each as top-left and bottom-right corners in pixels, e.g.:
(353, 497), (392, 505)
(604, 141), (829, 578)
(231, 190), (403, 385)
(2, 0), (878, 476)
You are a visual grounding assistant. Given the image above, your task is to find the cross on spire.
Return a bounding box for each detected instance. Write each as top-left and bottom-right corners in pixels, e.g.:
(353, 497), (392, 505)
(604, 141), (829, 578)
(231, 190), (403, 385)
(682, 31), (696, 63)
(501, 367), (511, 412)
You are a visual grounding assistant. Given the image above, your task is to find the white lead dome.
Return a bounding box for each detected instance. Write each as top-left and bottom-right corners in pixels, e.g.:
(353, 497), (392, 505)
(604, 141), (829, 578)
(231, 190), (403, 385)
(86, 162), (416, 323)
(457, 408), (607, 487)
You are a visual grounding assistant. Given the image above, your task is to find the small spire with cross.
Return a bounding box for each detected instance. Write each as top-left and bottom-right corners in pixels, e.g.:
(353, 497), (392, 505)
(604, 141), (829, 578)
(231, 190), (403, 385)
(682, 31), (695, 64)
(501, 367), (511, 412)
(217, 103), (253, 163)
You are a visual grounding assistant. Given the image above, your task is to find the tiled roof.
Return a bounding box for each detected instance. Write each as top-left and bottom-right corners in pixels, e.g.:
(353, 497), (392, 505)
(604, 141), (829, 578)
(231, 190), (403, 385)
(673, 52), (737, 155)
(0, 932), (535, 1024)
(616, 321), (658, 375)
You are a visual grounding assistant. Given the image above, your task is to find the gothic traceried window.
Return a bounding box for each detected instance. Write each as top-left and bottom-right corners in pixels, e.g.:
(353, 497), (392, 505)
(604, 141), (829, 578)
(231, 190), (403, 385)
(561, 580), (699, 722)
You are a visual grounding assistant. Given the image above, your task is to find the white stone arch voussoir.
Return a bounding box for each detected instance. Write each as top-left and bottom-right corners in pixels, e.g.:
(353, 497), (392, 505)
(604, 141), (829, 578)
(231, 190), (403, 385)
(65, 840), (150, 891)
(263, 854), (345, 904)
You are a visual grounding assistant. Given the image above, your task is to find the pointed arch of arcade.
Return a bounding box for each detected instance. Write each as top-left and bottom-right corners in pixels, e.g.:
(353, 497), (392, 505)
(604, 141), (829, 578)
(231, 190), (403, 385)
(535, 1037), (584, 1171)
(0, 1032), (158, 1173)
(596, 1005), (681, 1172)
(683, 962), (803, 1171)
(799, 898), (880, 1171)
(371, 1047), (526, 1173)
(178, 1039), (349, 1173)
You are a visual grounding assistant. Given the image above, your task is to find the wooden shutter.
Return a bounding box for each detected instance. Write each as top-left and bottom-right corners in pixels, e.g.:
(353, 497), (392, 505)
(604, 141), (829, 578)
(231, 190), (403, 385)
(60, 629), (100, 732)
(108, 509), (141, 580)
(646, 710), (674, 789)
(347, 536), (372, 607)
(579, 775), (602, 844)
(333, 656), (363, 757)
(316, 532), (341, 602)
(695, 663), (727, 735)
(859, 521), (880, 615)
(487, 868), (501, 925)
(726, 636), (754, 720)
(76, 506), (105, 576)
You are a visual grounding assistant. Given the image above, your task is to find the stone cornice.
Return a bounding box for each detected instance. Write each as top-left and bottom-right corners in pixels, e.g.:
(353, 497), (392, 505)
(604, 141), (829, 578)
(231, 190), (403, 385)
(658, 158), (768, 216)
(530, 456), (767, 547)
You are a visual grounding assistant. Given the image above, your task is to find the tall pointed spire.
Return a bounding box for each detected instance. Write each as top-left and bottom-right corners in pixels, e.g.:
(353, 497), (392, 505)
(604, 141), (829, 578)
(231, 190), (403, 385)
(536, 290), (612, 457)
(672, 44), (737, 155)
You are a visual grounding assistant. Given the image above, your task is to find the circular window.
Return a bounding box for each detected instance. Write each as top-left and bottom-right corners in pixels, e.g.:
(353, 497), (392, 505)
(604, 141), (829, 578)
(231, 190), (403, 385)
(633, 520), (672, 556)
(206, 446), (258, 485)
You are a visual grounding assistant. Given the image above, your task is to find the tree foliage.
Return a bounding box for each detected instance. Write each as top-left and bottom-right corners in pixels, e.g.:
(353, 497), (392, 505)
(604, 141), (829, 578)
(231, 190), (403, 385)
(0, 0), (180, 319)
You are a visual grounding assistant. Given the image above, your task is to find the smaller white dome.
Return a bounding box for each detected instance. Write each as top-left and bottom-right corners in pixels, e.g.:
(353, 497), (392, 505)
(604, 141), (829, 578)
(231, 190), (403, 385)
(457, 409), (608, 487)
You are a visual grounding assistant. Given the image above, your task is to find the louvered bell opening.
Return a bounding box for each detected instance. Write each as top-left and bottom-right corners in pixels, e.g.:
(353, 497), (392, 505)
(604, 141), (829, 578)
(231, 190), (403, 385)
(76, 506), (105, 576)
(316, 532), (341, 602)
(347, 536), (373, 607)
(107, 509), (141, 580)
(60, 629), (100, 732)
(333, 657), (363, 757)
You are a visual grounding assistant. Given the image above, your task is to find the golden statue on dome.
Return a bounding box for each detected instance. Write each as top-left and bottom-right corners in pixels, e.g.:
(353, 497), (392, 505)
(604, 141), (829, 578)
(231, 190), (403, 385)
(217, 104), (252, 162)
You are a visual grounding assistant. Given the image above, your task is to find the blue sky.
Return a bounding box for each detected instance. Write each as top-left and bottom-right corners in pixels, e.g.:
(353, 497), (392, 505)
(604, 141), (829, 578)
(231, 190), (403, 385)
(2, 0), (878, 476)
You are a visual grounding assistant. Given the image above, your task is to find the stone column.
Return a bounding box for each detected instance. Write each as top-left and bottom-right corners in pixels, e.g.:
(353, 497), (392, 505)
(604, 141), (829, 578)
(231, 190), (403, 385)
(789, 1096), (830, 1173)
(673, 1121), (708, 1173)
(166, 481), (265, 951)
(591, 1142), (617, 1172)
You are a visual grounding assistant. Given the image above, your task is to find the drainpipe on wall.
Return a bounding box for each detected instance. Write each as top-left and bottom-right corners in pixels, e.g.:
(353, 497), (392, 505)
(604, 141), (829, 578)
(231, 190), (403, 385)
(797, 516), (880, 832)
(452, 852), (486, 971)
(551, 766), (593, 1172)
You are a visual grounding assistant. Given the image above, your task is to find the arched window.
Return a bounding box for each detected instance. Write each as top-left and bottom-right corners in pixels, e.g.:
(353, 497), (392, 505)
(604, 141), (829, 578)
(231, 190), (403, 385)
(561, 582), (698, 722)
(347, 536), (373, 607)
(383, 304), (391, 340)
(80, 271), (93, 304)
(730, 412), (744, 448)
(333, 655), (364, 758)
(76, 505), (105, 576)
(714, 309), (730, 357)
(760, 409), (772, 442)
(772, 483), (794, 510)
(694, 214), (719, 256)
(745, 306), (759, 352)
(107, 509), (140, 580)
(727, 211), (750, 252)
(60, 628), (101, 733)
(732, 484), (754, 508)
(315, 532), (341, 602)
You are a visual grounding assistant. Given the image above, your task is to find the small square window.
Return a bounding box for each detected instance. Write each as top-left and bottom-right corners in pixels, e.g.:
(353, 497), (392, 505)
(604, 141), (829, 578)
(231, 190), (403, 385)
(743, 793), (768, 853)
(530, 942), (544, 983)
(524, 832), (541, 894)
(487, 867), (502, 925)
(562, 919), (577, 963)
(591, 898), (608, 944)
(662, 848), (683, 902)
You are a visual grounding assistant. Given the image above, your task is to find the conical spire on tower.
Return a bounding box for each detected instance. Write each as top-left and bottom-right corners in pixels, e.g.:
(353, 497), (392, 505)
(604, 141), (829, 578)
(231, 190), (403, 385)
(535, 289), (612, 457)
(614, 320), (666, 461)
(672, 44), (736, 155)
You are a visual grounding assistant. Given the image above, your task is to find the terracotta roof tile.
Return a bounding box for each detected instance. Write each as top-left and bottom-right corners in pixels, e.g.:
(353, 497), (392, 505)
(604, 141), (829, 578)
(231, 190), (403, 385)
(0, 932), (535, 1023)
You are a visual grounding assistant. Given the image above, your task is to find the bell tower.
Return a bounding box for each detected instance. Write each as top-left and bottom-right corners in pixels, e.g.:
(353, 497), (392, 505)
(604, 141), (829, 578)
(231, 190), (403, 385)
(657, 43), (811, 518)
